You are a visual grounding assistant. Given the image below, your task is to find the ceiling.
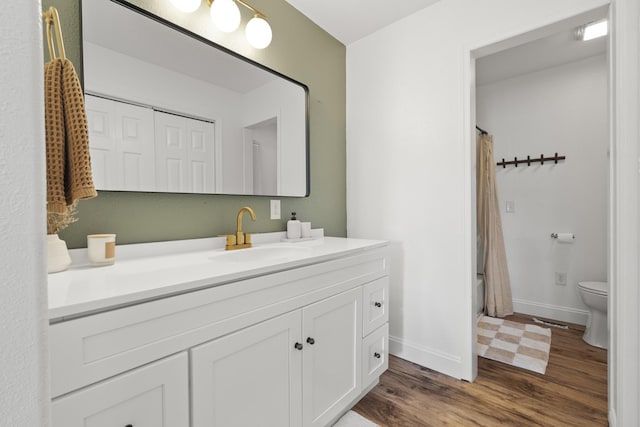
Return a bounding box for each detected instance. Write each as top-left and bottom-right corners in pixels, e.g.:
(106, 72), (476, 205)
(87, 1), (607, 91)
(284, 0), (607, 85)
(476, 23), (607, 86)
(285, 0), (441, 45)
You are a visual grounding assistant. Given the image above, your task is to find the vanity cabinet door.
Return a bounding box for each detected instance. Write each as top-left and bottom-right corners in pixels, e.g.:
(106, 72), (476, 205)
(302, 287), (363, 427)
(191, 310), (303, 427)
(51, 352), (188, 427)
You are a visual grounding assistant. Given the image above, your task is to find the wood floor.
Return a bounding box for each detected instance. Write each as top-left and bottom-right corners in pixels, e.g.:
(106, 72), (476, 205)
(353, 314), (608, 426)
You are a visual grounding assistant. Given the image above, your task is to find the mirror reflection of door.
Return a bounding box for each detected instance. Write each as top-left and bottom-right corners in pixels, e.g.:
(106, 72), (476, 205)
(243, 117), (278, 195)
(154, 111), (215, 193)
(86, 94), (216, 194)
(85, 95), (155, 192)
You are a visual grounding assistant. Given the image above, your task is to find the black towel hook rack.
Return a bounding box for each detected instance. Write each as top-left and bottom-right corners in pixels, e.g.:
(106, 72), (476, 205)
(497, 152), (566, 168)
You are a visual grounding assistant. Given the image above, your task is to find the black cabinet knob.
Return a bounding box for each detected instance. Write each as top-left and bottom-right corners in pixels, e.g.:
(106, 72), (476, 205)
(306, 337), (315, 345)
(374, 352), (381, 359)
(374, 302), (382, 308)
(125, 425), (133, 427)
(294, 342), (303, 350)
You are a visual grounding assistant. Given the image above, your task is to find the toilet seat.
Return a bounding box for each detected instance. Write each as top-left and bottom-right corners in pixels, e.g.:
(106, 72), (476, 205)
(578, 281), (608, 296)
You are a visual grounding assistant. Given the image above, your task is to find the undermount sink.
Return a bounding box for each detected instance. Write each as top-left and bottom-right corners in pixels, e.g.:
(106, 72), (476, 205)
(211, 244), (313, 264)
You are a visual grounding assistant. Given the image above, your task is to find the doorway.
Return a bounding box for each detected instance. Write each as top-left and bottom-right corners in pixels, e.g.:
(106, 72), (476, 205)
(475, 13), (609, 325)
(466, 3), (611, 411)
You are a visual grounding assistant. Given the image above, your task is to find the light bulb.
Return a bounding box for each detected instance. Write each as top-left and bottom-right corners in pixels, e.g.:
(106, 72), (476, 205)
(169, 0), (201, 13)
(246, 16), (272, 49)
(210, 0), (241, 33)
(582, 20), (608, 41)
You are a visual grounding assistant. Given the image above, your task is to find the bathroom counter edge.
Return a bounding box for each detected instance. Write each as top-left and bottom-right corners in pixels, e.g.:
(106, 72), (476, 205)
(47, 233), (388, 322)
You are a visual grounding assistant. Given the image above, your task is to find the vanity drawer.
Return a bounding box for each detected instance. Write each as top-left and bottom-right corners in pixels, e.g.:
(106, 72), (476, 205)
(362, 277), (389, 336)
(51, 352), (188, 427)
(50, 248), (388, 397)
(362, 323), (389, 389)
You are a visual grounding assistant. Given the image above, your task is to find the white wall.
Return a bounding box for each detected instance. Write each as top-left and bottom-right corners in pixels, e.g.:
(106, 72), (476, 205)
(0, 1), (49, 425)
(346, 0), (610, 380)
(477, 54), (608, 324)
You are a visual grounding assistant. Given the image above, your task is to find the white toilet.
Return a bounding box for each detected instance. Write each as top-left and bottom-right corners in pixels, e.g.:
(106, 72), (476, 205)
(577, 281), (608, 349)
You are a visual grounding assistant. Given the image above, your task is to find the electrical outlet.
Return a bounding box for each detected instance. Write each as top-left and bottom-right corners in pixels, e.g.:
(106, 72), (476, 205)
(270, 200), (281, 220)
(555, 272), (567, 286)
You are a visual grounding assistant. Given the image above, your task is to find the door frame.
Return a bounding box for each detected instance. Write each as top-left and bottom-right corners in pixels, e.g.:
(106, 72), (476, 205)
(462, 2), (640, 425)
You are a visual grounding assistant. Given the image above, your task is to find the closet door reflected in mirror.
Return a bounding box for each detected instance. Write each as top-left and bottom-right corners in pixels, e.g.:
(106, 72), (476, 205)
(85, 95), (156, 192)
(81, 0), (309, 196)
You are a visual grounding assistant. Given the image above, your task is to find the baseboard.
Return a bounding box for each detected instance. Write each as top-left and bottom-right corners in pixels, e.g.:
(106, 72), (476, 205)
(389, 335), (462, 379)
(512, 298), (588, 325)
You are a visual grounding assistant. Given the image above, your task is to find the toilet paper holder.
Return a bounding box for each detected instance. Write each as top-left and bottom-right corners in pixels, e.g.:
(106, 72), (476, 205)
(551, 233), (575, 239)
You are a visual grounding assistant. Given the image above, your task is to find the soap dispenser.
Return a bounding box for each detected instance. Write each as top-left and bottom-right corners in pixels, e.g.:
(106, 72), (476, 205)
(287, 212), (301, 239)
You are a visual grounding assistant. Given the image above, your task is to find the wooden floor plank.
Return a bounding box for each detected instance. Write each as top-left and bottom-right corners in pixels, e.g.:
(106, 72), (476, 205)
(354, 314), (608, 426)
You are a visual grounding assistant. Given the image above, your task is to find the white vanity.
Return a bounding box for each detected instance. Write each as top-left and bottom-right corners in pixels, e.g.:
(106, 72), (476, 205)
(48, 232), (389, 427)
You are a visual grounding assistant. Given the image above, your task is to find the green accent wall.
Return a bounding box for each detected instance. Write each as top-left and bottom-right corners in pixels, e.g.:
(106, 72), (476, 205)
(45, 0), (346, 248)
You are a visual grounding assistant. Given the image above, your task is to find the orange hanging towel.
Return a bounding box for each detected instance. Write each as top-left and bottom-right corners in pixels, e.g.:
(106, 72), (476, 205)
(44, 58), (96, 215)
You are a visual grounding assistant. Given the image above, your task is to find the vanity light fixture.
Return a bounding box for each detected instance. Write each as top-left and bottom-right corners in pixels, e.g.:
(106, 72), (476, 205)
(209, 0), (241, 32)
(577, 19), (608, 41)
(169, 0), (272, 49)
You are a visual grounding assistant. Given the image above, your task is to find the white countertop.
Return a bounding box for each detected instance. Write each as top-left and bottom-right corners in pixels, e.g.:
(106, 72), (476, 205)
(48, 231), (387, 322)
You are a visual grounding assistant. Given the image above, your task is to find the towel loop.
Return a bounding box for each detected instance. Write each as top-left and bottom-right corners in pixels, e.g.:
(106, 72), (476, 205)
(43, 7), (66, 61)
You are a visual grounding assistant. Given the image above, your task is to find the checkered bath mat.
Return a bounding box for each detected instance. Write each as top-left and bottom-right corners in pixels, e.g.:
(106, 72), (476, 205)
(478, 316), (551, 374)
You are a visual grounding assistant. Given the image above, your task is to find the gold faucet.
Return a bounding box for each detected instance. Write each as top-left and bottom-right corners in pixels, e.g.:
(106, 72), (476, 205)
(225, 206), (257, 250)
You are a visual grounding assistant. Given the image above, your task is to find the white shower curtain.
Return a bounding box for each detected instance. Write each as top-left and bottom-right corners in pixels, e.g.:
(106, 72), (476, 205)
(477, 133), (513, 317)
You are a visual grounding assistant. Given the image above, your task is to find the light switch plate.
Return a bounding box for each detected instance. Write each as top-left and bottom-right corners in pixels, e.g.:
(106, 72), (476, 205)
(270, 200), (281, 220)
(506, 200), (515, 213)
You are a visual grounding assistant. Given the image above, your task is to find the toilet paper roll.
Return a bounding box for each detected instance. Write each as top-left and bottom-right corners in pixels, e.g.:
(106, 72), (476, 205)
(555, 233), (575, 243)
